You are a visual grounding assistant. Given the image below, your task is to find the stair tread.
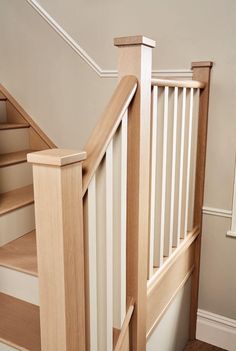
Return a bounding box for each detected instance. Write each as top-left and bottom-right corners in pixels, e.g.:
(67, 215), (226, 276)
(0, 149), (32, 167)
(0, 185), (34, 216)
(0, 230), (37, 276)
(0, 123), (29, 130)
(0, 293), (40, 351)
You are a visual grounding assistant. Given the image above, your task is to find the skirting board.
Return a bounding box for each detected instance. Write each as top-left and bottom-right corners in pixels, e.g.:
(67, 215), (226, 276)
(197, 309), (236, 351)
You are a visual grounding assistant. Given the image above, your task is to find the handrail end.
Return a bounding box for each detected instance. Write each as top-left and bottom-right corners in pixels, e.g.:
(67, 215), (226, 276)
(27, 148), (87, 166)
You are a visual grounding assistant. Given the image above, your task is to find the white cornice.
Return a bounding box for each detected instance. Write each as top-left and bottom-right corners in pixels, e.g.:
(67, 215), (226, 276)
(26, 0), (193, 79)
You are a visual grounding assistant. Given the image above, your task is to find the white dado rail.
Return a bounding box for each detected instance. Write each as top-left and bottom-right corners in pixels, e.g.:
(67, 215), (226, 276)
(227, 159), (236, 238)
(26, 0), (192, 79)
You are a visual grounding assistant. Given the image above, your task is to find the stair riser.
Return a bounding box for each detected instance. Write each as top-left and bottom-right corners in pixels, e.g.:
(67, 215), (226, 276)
(0, 129), (29, 153)
(0, 205), (35, 246)
(0, 163), (33, 194)
(0, 102), (7, 123)
(0, 267), (39, 305)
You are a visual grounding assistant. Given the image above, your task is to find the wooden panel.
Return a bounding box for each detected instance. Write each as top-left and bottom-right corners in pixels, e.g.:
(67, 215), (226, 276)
(147, 234), (197, 337)
(29, 127), (50, 151)
(0, 185), (34, 216)
(113, 113), (128, 328)
(0, 293), (40, 351)
(0, 128), (30, 154)
(82, 76), (137, 196)
(0, 231), (37, 276)
(0, 162), (33, 194)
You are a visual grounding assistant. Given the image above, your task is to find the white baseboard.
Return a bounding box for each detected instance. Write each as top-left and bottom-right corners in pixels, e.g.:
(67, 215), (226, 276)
(197, 309), (236, 351)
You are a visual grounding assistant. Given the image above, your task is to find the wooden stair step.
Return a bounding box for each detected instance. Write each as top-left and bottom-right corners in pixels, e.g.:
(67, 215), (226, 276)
(0, 185), (34, 216)
(0, 230), (37, 276)
(0, 293), (40, 351)
(0, 123), (29, 130)
(0, 149), (31, 167)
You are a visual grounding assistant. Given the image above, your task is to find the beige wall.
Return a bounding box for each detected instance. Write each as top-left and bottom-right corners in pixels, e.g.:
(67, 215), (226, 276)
(1, 0), (235, 325)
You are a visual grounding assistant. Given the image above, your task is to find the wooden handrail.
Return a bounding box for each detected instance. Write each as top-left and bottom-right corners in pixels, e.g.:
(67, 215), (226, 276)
(151, 78), (205, 89)
(114, 297), (135, 351)
(82, 75), (137, 196)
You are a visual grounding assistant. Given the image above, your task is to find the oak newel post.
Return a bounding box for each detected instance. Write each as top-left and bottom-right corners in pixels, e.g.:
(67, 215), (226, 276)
(190, 61), (213, 339)
(114, 36), (155, 351)
(28, 149), (86, 351)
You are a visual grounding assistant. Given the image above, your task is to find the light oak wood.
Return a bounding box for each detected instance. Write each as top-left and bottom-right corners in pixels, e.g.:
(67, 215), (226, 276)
(147, 231), (198, 337)
(0, 92), (6, 100)
(190, 61), (213, 339)
(152, 79), (205, 89)
(0, 230), (37, 276)
(115, 35), (155, 351)
(28, 148), (86, 166)
(114, 298), (134, 351)
(114, 35), (156, 48)
(82, 75), (137, 196)
(0, 185), (34, 216)
(0, 123), (29, 130)
(0, 292), (40, 351)
(29, 149), (86, 351)
(0, 150), (31, 167)
(0, 84), (56, 148)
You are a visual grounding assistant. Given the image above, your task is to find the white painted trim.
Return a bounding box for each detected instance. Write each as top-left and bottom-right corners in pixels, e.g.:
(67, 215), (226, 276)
(27, 0), (193, 79)
(197, 309), (236, 351)
(202, 206), (232, 218)
(227, 158), (236, 238)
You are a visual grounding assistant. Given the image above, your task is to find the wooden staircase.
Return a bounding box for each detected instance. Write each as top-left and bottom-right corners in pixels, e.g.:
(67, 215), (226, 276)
(0, 86), (55, 350)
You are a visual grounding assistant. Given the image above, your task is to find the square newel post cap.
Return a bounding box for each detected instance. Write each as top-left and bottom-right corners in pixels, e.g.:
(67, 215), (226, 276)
(27, 149), (87, 167)
(114, 35), (156, 48)
(191, 61), (213, 69)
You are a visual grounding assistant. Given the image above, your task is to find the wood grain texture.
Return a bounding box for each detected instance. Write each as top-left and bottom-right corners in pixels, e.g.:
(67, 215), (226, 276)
(184, 340), (226, 351)
(0, 293), (40, 351)
(0, 185), (34, 216)
(82, 75), (137, 196)
(114, 298), (134, 351)
(114, 35), (156, 48)
(0, 230), (37, 276)
(190, 61), (213, 340)
(0, 123), (29, 130)
(116, 37), (154, 351)
(152, 79), (205, 89)
(0, 150), (31, 167)
(31, 151), (86, 350)
(147, 229), (198, 337)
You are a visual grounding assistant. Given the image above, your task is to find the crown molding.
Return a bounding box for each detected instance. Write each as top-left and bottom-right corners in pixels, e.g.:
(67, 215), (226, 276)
(27, 0), (193, 79)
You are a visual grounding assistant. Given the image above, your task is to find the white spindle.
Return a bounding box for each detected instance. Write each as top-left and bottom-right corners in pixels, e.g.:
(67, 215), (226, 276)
(177, 88), (187, 242)
(113, 112), (127, 327)
(227, 158), (236, 237)
(184, 88), (194, 236)
(153, 88), (164, 267)
(159, 87), (169, 264)
(105, 142), (113, 351)
(169, 87), (178, 250)
(87, 176), (98, 350)
(149, 86), (158, 278)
